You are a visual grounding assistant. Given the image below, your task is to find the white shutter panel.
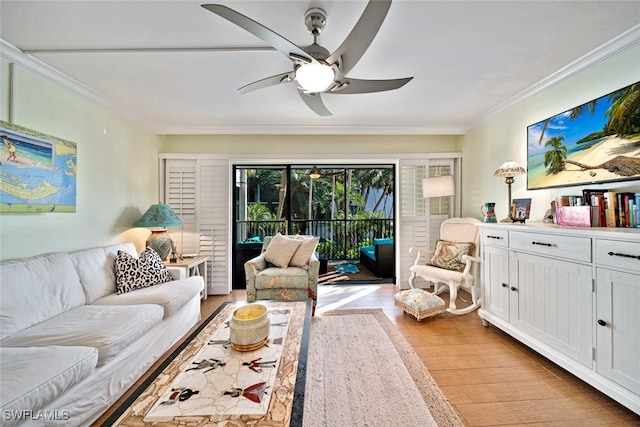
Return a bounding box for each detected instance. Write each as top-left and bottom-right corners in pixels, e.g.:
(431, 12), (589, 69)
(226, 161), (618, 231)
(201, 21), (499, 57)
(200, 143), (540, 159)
(398, 158), (455, 289)
(165, 160), (198, 256)
(197, 160), (230, 295)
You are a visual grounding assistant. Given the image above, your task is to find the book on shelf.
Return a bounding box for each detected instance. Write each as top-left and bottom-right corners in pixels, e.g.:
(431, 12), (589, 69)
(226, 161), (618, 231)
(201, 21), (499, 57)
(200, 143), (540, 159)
(556, 190), (640, 228)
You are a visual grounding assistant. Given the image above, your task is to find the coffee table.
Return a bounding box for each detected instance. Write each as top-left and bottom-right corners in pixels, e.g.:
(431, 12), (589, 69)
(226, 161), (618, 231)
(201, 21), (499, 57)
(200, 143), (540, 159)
(101, 300), (311, 426)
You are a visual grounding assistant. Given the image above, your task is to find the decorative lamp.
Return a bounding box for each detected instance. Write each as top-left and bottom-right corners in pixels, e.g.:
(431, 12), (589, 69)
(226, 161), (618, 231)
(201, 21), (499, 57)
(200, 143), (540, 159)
(309, 165), (321, 179)
(134, 204), (183, 260)
(494, 161), (527, 219)
(422, 175), (455, 198)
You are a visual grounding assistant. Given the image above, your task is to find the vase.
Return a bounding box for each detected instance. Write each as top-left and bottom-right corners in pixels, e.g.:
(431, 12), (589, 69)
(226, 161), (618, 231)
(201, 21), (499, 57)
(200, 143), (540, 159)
(480, 202), (497, 223)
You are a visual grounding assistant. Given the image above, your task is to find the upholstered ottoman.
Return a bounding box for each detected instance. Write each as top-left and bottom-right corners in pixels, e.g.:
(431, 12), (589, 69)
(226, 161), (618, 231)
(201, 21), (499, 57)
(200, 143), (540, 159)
(394, 288), (446, 320)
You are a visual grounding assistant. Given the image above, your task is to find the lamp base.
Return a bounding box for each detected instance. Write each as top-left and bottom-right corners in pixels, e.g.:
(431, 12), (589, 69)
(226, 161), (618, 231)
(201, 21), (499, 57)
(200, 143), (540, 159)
(146, 229), (173, 261)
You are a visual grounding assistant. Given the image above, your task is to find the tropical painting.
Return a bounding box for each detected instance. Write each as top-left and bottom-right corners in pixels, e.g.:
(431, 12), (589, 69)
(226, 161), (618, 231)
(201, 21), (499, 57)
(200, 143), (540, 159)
(527, 81), (640, 190)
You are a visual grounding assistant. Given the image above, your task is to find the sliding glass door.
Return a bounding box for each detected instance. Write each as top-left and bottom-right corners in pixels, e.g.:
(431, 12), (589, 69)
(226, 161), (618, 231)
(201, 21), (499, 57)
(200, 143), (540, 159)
(232, 164), (395, 288)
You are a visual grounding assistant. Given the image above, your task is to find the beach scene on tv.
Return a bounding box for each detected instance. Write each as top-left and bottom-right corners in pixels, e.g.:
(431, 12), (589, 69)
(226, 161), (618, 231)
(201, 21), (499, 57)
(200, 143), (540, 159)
(527, 81), (640, 190)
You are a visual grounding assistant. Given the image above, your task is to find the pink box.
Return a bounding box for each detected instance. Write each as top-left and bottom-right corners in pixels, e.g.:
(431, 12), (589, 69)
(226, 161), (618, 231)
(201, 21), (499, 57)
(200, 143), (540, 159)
(556, 206), (592, 227)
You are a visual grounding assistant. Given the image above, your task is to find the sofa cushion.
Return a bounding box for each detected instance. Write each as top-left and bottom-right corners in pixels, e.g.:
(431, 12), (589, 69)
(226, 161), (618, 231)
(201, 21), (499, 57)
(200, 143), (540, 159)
(360, 245), (376, 261)
(289, 236), (319, 269)
(115, 247), (172, 294)
(427, 239), (476, 272)
(0, 304), (163, 367)
(71, 243), (138, 303)
(0, 253), (86, 340)
(254, 267), (311, 290)
(0, 346), (98, 417)
(93, 276), (203, 318)
(263, 234), (302, 268)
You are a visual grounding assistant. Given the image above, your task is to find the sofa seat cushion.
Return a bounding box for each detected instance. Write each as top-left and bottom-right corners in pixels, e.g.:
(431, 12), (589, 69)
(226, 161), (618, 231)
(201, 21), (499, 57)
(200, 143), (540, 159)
(254, 267), (310, 290)
(0, 304), (163, 367)
(93, 276), (204, 318)
(0, 346), (98, 416)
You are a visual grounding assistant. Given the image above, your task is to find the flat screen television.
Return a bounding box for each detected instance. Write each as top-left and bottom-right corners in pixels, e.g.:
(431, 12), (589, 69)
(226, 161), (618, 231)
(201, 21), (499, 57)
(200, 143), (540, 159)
(527, 81), (640, 190)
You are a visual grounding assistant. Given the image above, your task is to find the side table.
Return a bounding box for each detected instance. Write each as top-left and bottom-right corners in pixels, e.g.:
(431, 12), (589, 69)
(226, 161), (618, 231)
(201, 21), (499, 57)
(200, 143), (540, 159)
(165, 255), (210, 300)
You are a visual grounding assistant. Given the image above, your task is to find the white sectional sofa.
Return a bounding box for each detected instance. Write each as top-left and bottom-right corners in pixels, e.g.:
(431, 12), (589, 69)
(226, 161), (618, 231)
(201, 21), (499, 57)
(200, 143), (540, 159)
(0, 243), (204, 426)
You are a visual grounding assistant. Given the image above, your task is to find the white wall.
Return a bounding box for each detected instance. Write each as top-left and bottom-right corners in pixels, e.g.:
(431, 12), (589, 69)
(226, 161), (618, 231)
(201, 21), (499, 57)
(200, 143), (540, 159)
(461, 44), (640, 221)
(0, 61), (161, 260)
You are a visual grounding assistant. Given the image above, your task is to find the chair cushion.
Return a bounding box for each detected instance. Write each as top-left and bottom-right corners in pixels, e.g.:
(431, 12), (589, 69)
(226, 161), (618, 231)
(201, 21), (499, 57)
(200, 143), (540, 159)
(115, 247), (173, 294)
(263, 234), (302, 268)
(0, 346), (98, 416)
(289, 236), (319, 269)
(394, 289), (446, 320)
(254, 267), (310, 290)
(427, 239), (475, 272)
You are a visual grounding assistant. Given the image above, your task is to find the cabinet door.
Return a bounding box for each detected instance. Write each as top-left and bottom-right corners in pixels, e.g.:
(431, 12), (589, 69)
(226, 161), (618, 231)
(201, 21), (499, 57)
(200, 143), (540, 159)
(511, 252), (593, 367)
(483, 245), (510, 321)
(596, 268), (640, 394)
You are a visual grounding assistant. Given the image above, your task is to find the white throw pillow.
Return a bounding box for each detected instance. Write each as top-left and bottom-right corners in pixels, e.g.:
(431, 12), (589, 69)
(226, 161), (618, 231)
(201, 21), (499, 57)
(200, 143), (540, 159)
(289, 236), (320, 269)
(263, 234), (302, 268)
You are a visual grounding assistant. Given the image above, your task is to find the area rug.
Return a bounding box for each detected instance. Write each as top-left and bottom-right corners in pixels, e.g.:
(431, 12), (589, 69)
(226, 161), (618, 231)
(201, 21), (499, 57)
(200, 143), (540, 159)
(302, 309), (464, 427)
(332, 261), (360, 274)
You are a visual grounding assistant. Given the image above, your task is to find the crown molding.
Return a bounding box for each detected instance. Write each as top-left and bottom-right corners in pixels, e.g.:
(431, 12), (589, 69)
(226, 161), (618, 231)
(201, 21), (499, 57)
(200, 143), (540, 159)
(466, 23), (640, 132)
(153, 124), (464, 135)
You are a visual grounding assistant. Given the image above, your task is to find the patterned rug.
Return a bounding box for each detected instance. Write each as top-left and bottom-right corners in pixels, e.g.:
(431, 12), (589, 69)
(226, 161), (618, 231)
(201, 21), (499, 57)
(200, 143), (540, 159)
(332, 261), (360, 274)
(102, 301), (311, 426)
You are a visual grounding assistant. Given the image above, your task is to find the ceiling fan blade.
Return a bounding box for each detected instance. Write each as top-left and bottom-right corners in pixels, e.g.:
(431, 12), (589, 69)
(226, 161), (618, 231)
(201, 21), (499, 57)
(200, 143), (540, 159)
(326, 0), (391, 75)
(331, 77), (413, 94)
(202, 4), (315, 63)
(239, 72), (293, 94)
(298, 90), (332, 116)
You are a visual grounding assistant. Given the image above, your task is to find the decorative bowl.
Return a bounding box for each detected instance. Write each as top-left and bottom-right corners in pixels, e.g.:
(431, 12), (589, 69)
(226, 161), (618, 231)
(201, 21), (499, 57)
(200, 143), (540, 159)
(229, 304), (270, 351)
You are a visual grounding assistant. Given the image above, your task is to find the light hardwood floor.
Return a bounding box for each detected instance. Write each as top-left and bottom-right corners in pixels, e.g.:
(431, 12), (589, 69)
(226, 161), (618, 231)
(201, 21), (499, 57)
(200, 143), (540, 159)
(96, 284), (640, 426)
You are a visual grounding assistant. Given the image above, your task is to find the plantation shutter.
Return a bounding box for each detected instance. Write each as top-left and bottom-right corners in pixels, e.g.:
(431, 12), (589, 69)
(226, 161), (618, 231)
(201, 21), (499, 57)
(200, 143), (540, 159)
(398, 158), (457, 289)
(163, 157), (230, 295)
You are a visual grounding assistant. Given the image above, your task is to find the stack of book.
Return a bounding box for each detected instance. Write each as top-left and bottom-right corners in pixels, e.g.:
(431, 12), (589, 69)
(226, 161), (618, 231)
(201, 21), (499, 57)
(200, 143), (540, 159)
(581, 189), (640, 228)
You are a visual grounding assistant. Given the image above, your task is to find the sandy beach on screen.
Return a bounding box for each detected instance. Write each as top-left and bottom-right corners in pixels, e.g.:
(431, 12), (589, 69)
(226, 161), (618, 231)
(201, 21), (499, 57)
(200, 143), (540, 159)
(528, 135), (640, 188)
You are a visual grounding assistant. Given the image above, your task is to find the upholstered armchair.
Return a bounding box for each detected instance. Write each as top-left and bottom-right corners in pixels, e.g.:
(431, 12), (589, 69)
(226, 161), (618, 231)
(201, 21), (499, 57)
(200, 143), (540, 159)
(244, 234), (320, 316)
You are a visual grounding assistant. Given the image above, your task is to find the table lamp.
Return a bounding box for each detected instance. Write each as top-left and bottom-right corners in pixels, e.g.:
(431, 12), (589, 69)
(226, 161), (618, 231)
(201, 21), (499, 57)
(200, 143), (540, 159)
(135, 204), (183, 260)
(493, 161), (526, 221)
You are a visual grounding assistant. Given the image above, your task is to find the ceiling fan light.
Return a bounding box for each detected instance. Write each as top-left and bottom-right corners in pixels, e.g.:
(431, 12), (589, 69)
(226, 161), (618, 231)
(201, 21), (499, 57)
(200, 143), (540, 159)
(296, 63), (335, 92)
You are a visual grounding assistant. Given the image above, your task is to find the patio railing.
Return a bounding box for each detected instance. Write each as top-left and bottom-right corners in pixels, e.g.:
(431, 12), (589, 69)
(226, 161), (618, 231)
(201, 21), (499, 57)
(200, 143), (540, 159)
(236, 218), (394, 260)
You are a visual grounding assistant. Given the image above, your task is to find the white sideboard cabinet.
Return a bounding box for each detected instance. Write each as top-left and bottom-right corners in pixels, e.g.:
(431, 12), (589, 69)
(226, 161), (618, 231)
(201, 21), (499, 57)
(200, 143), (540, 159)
(478, 222), (640, 415)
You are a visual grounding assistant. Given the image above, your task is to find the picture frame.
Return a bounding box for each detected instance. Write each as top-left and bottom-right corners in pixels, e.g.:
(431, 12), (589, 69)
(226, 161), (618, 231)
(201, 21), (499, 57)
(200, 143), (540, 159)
(1, 120), (77, 213)
(510, 198), (532, 223)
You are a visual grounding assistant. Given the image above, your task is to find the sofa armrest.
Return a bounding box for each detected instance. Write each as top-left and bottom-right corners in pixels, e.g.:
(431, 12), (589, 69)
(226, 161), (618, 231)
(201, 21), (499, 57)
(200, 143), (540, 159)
(244, 254), (267, 302)
(165, 266), (186, 281)
(375, 244), (394, 277)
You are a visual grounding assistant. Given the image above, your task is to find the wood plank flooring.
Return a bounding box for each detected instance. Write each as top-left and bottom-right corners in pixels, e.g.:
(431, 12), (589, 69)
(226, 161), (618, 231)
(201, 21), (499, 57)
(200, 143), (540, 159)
(95, 284), (640, 426)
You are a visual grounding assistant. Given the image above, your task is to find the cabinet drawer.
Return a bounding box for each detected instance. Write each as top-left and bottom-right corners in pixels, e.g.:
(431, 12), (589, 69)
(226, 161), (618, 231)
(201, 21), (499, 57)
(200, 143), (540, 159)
(509, 231), (591, 262)
(595, 239), (640, 271)
(482, 228), (509, 247)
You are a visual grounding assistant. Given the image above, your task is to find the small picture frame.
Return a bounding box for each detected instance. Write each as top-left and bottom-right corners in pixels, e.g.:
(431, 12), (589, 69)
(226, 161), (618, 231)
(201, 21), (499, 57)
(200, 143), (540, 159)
(510, 198), (532, 223)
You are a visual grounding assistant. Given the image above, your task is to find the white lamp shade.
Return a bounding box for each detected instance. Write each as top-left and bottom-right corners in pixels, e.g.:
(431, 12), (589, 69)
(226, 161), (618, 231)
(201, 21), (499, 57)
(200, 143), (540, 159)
(422, 175), (455, 198)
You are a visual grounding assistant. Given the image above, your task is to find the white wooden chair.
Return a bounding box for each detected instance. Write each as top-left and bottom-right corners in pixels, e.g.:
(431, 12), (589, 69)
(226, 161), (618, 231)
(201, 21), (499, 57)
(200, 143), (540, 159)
(408, 217), (482, 315)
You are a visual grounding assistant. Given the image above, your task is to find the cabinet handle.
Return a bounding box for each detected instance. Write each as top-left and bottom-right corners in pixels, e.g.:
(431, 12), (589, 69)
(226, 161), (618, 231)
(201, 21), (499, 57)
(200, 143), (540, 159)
(501, 283), (508, 288)
(597, 319), (607, 327)
(510, 286), (517, 292)
(487, 235), (503, 240)
(532, 241), (553, 247)
(607, 251), (640, 261)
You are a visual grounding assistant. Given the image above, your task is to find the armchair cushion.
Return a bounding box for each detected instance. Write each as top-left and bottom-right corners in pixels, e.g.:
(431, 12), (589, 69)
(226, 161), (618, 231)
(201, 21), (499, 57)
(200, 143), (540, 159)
(263, 233), (302, 268)
(427, 239), (476, 272)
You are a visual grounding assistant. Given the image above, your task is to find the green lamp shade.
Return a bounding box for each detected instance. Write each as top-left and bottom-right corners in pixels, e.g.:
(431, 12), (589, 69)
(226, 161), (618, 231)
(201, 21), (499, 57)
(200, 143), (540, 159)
(135, 204), (183, 228)
(135, 204), (182, 260)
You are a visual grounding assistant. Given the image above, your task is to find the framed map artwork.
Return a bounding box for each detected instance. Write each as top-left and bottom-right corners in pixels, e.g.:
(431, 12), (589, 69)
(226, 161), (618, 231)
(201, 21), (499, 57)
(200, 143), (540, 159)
(0, 120), (77, 213)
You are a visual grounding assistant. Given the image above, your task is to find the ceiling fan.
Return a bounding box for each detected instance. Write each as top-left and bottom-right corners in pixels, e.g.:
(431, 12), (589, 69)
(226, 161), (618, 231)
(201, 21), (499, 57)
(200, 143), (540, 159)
(201, 1), (413, 116)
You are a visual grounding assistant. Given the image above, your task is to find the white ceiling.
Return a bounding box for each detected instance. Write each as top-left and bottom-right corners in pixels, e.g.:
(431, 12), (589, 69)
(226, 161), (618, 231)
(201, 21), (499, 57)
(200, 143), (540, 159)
(1, 1), (639, 135)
